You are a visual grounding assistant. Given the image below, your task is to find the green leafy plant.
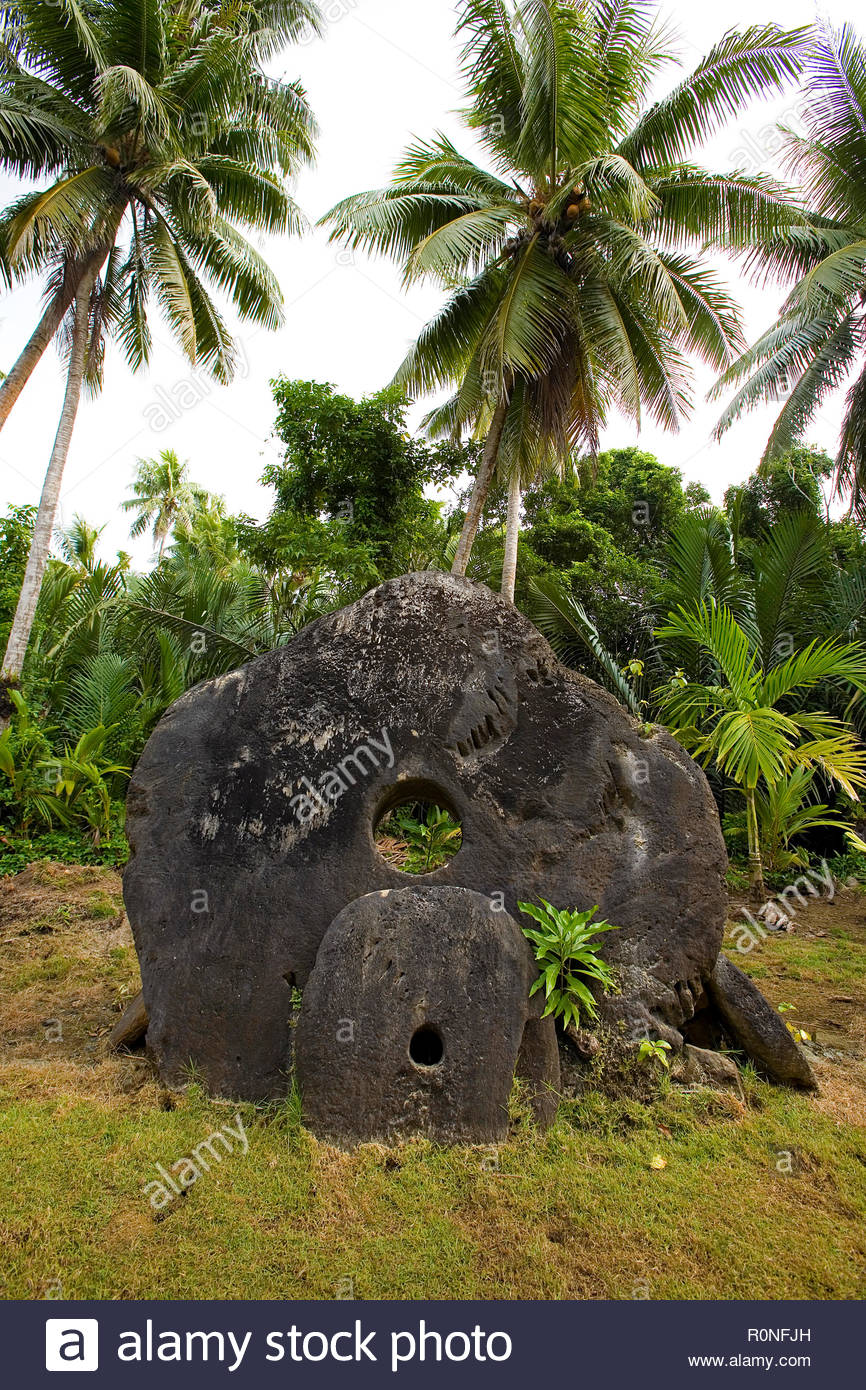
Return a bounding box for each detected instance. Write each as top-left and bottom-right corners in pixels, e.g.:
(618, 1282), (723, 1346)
(656, 601), (866, 899)
(0, 691), (127, 841)
(377, 802), (463, 874)
(826, 848), (866, 883)
(638, 1038), (672, 1069)
(42, 727), (129, 842)
(0, 689), (59, 831)
(517, 900), (619, 1030)
(0, 823), (128, 877)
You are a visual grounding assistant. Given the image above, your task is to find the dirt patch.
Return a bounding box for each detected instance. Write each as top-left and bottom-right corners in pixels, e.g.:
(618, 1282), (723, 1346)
(729, 885), (866, 1125)
(0, 861), (143, 1091)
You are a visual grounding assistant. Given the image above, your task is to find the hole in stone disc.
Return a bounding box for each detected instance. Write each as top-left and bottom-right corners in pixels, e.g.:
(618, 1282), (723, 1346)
(409, 1025), (444, 1067)
(374, 790), (462, 875)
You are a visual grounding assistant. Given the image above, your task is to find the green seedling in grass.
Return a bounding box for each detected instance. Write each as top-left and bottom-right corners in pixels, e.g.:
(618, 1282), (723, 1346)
(777, 1002), (811, 1043)
(638, 1038), (672, 1069)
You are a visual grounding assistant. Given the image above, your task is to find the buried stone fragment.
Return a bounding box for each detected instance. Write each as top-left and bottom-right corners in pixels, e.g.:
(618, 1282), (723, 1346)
(707, 954), (817, 1089)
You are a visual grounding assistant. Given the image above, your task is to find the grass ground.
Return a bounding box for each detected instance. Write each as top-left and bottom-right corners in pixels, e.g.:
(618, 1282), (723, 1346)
(1, 861), (864, 1301)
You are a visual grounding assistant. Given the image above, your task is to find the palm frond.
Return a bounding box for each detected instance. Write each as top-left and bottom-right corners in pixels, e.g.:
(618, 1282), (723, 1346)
(61, 652), (139, 740)
(761, 638), (866, 706)
(712, 310), (860, 443)
(393, 134), (519, 201)
(663, 508), (742, 612)
(392, 266), (508, 396)
(620, 24), (811, 170)
(647, 165), (804, 250)
(321, 185), (485, 262)
(659, 250), (745, 369)
(528, 574), (642, 714)
(3, 167), (116, 264)
(656, 601), (760, 707)
(835, 360), (866, 513)
(183, 216), (284, 330)
(760, 314), (863, 462)
(752, 511), (829, 668)
(457, 0), (526, 161)
(517, 0), (608, 173)
(404, 205), (515, 286)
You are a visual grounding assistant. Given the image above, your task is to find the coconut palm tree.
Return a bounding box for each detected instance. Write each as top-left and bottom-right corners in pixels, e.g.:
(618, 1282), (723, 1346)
(122, 451), (208, 559)
(323, 0), (810, 586)
(655, 602), (866, 899)
(713, 23), (866, 512)
(57, 514), (105, 572)
(0, 0), (320, 422)
(0, 0), (321, 711)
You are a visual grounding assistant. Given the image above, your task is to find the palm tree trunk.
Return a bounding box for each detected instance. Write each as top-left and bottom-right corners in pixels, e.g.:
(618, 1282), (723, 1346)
(501, 468), (521, 603)
(0, 248), (104, 436)
(1, 265), (98, 720)
(745, 786), (766, 903)
(451, 393), (510, 577)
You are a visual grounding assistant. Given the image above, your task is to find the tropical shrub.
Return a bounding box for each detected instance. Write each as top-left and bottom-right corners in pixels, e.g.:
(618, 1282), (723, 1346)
(656, 604), (866, 898)
(721, 766), (848, 873)
(0, 689), (57, 831)
(0, 691), (125, 839)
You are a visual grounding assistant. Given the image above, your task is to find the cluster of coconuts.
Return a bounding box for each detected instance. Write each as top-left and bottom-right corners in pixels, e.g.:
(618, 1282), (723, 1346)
(565, 189), (592, 219)
(503, 185), (593, 262)
(526, 185), (592, 226)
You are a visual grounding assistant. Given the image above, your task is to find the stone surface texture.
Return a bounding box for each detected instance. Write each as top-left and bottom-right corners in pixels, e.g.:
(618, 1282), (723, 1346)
(124, 571), (729, 1100)
(295, 886), (558, 1144)
(675, 1043), (743, 1092)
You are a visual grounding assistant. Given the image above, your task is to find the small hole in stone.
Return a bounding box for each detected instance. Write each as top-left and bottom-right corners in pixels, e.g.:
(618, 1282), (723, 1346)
(409, 1025), (443, 1067)
(375, 788), (462, 875)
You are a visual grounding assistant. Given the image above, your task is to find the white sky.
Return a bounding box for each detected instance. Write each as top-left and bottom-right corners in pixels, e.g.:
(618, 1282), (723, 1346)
(0, 0), (855, 565)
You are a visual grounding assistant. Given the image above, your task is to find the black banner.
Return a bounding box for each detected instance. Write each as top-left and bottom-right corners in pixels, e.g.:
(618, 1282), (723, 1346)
(3, 1299), (859, 1387)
